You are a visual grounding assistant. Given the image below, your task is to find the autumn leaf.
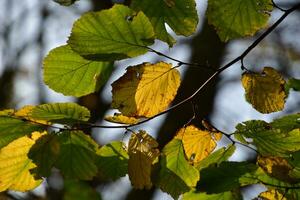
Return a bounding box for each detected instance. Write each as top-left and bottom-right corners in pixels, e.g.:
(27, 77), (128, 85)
(105, 113), (139, 125)
(0, 132), (44, 192)
(258, 189), (286, 200)
(241, 67), (286, 113)
(176, 125), (222, 163)
(112, 62), (181, 117)
(128, 130), (160, 189)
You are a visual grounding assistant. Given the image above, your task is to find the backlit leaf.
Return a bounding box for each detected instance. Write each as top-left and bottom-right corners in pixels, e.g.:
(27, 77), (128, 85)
(182, 189), (242, 200)
(30, 102), (90, 124)
(104, 113), (139, 125)
(43, 45), (113, 97)
(241, 67), (286, 113)
(55, 131), (98, 180)
(286, 78), (300, 91)
(207, 0), (273, 41)
(197, 162), (257, 193)
(28, 134), (60, 177)
(0, 132), (43, 192)
(68, 4), (154, 61)
(234, 120), (300, 157)
(97, 141), (129, 180)
(131, 0), (198, 46)
(128, 130), (159, 189)
(258, 189), (286, 200)
(112, 62), (180, 117)
(156, 139), (199, 199)
(176, 125), (222, 163)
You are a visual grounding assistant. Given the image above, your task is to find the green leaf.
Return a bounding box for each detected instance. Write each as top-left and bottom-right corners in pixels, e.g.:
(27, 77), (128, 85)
(131, 0), (198, 46)
(271, 113), (300, 132)
(156, 139), (199, 199)
(28, 134), (60, 177)
(64, 180), (101, 200)
(68, 4), (155, 61)
(0, 116), (45, 149)
(197, 162), (257, 193)
(43, 45), (113, 97)
(286, 78), (300, 91)
(30, 102), (90, 124)
(234, 120), (300, 157)
(182, 189), (242, 200)
(53, 0), (78, 6)
(96, 141), (128, 180)
(196, 145), (236, 170)
(207, 0), (273, 41)
(55, 131), (99, 180)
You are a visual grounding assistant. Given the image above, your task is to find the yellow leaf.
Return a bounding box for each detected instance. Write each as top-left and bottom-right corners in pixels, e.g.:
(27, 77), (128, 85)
(257, 156), (295, 183)
(0, 132), (44, 192)
(128, 130), (160, 189)
(258, 189), (286, 200)
(241, 67), (286, 113)
(176, 125), (222, 163)
(15, 105), (48, 125)
(0, 109), (14, 116)
(112, 62), (181, 117)
(104, 113), (139, 124)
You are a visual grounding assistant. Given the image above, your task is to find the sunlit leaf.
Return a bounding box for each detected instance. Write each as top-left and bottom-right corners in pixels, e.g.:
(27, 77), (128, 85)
(28, 134), (60, 177)
(156, 139), (199, 199)
(128, 130), (159, 189)
(271, 113), (300, 132)
(175, 125), (222, 163)
(196, 145), (236, 170)
(55, 131), (98, 180)
(182, 189), (242, 200)
(104, 113), (139, 125)
(131, 0), (198, 46)
(14, 105), (48, 125)
(234, 120), (300, 157)
(68, 4), (154, 61)
(112, 62), (180, 117)
(43, 45), (113, 97)
(30, 102), (90, 124)
(64, 180), (101, 200)
(197, 161), (257, 193)
(241, 67), (286, 113)
(207, 0), (273, 41)
(0, 132), (43, 192)
(97, 141), (129, 180)
(257, 189), (287, 200)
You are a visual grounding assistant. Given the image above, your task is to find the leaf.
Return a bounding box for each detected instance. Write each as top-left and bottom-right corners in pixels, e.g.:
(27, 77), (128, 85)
(182, 189), (242, 200)
(197, 161), (257, 193)
(257, 156), (296, 183)
(104, 113), (139, 125)
(53, 0), (78, 6)
(68, 4), (155, 61)
(128, 130), (159, 189)
(0, 132), (43, 192)
(55, 131), (98, 180)
(207, 0), (273, 41)
(271, 113), (300, 132)
(96, 141), (129, 180)
(28, 134), (60, 177)
(286, 78), (300, 91)
(257, 189), (286, 200)
(175, 125), (222, 163)
(234, 120), (300, 157)
(0, 116), (45, 149)
(43, 45), (113, 97)
(112, 62), (181, 117)
(241, 67), (286, 113)
(196, 145), (236, 170)
(30, 102), (90, 124)
(156, 139), (199, 199)
(131, 0), (198, 46)
(63, 180), (101, 200)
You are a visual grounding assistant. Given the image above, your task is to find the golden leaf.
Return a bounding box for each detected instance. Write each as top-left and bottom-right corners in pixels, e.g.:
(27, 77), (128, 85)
(257, 156), (296, 183)
(112, 62), (181, 117)
(104, 113), (139, 124)
(176, 125), (222, 163)
(128, 130), (160, 189)
(15, 105), (48, 125)
(258, 189), (286, 200)
(0, 132), (44, 192)
(241, 67), (286, 113)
